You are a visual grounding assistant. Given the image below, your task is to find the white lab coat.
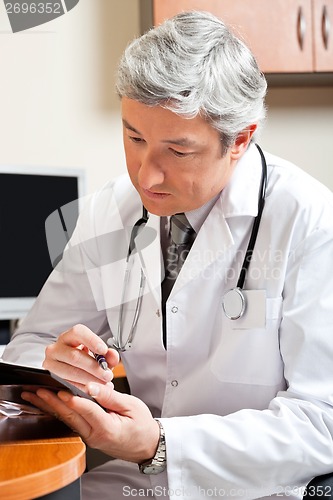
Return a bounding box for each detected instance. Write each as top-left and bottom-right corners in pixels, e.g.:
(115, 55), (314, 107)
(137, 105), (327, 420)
(3, 144), (333, 500)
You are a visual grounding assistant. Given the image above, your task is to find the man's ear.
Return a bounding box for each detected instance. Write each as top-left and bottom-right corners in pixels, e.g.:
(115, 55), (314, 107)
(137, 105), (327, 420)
(230, 125), (257, 160)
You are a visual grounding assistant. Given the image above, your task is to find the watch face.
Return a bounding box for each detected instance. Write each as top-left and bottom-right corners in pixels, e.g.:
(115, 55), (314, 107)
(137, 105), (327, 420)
(140, 463), (165, 475)
(139, 453), (166, 475)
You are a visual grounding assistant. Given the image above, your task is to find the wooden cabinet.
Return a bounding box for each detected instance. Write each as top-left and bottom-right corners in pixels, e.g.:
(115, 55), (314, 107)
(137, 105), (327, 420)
(151, 0), (333, 74)
(313, 0), (333, 71)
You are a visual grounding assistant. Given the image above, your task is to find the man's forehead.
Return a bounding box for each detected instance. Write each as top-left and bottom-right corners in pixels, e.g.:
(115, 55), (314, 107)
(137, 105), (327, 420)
(122, 118), (199, 147)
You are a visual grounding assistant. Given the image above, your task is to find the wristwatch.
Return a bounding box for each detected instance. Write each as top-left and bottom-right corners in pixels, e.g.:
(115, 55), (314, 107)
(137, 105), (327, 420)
(139, 419), (166, 475)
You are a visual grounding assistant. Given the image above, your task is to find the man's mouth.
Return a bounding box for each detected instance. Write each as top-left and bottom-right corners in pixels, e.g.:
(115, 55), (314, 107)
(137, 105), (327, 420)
(142, 188), (171, 199)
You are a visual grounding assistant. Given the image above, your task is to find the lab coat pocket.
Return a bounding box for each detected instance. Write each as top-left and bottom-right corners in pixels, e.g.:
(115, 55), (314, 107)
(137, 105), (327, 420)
(210, 296), (283, 386)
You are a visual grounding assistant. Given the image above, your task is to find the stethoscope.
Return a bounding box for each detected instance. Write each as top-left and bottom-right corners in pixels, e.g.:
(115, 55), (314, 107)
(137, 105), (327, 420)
(108, 144), (267, 352)
(108, 206), (149, 352)
(222, 144), (267, 320)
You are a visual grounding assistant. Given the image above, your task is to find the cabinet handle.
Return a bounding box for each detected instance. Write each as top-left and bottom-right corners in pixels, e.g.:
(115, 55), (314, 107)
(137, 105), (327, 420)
(297, 6), (306, 50)
(322, 5), (330, 50)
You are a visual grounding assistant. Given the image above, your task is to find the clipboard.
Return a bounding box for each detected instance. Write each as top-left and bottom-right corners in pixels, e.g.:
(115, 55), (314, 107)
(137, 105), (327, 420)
(0, 361), (100, 407)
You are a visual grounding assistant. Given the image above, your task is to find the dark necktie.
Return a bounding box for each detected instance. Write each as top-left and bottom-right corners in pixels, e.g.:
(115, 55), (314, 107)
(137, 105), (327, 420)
(161, 213), (196, 347)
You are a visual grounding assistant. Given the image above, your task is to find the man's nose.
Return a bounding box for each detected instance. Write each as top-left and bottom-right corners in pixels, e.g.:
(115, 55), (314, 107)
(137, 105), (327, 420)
(138, 150), (165, 190)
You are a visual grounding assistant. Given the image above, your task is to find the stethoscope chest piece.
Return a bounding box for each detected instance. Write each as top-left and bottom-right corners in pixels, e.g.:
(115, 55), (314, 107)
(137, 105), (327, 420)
(222, 144), (267, 322)
(222, 288), (246, 320)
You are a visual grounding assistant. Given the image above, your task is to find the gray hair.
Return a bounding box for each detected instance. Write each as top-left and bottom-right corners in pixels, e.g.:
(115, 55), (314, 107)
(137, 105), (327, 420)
(116, 11), (267, 151)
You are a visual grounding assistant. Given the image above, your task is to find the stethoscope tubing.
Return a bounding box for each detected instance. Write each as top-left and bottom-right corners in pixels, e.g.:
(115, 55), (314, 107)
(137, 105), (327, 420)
(237, 144), (267, 289)
(223, 144), (267, 320)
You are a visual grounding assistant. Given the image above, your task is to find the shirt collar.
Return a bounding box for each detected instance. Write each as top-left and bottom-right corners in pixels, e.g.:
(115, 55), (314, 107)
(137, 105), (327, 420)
(185, 193), (220, 233)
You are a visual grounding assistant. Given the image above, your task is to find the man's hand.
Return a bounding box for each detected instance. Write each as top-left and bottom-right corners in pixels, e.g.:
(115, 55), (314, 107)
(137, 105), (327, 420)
(42, 324), (119, 391)
(21, 383), (160, 464)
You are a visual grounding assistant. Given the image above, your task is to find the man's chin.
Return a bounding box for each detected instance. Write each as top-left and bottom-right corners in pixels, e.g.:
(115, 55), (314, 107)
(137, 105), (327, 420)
(138, 194), (177, 217)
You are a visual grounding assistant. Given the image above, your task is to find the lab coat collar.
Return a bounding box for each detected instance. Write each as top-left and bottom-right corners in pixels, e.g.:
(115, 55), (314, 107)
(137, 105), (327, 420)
(221, 142), (263, 219)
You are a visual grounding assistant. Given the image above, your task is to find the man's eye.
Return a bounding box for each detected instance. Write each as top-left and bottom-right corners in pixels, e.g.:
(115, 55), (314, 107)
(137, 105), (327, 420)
(129, 136), (144, 143)
(170, 148), (192, 157)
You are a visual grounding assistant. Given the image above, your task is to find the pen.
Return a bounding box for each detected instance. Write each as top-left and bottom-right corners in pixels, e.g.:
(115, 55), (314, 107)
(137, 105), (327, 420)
(94, 353), (108, 371)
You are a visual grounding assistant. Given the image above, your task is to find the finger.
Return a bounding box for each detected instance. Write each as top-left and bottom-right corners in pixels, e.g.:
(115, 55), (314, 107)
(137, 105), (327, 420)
(21, 390), (60, 416)
(56, 386), (154, 461)
(36, 389), (93, 437)
(21, 389), (86, 435)
(56, 390), (110, 440)
(104, 348), (120, 370)
(43, 325), (113, 385)
(60, 324), (108, 354)
(44, 349), (114, 387)
(44, 324), (108, 367)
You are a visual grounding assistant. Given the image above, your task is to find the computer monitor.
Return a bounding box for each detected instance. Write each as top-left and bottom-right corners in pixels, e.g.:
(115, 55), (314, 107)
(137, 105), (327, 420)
(0, 165), (86, 320)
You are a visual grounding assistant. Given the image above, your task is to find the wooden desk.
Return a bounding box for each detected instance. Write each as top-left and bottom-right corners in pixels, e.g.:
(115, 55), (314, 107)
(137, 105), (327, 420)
(0, 361), (127, 499)
(0, 416), (86, 500)
(113, 361), (126, 379)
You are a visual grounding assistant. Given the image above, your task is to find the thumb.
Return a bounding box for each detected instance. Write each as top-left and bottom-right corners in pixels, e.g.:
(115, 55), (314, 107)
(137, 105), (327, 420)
(87, 382), (133, 414)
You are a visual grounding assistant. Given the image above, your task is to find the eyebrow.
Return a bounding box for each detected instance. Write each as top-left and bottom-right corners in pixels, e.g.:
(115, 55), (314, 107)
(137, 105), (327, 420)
(122, 119), (140, 134)
(122, 119), (198, 148)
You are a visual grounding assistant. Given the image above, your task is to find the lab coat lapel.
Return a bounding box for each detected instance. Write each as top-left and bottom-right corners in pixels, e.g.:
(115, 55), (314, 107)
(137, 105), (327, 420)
(134, 213), (162, 306)
(169, 199), (233, 296)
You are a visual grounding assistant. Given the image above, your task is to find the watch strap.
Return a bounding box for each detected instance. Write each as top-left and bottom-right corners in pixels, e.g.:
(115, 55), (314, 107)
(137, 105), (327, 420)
(139, 419), (166, 475)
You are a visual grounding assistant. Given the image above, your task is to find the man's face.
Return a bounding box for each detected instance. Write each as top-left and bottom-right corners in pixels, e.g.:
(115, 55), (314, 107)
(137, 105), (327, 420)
(122, 98), (250, 216)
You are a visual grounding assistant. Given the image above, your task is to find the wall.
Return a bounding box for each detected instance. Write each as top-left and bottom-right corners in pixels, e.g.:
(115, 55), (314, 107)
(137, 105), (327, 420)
(262, 87), (333, 189)
(0, 0), (141, 195)
(0, 0), (332, 195)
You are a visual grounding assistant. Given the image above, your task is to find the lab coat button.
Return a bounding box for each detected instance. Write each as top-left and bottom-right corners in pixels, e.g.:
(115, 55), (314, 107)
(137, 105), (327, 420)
(171, 306), (178, 313)
(171, 380), (178, 387)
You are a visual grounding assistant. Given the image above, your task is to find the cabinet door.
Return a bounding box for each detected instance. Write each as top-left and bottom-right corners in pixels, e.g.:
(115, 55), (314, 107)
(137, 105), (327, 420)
(313, 0), (333, 71)
(152, 0), (314, 73)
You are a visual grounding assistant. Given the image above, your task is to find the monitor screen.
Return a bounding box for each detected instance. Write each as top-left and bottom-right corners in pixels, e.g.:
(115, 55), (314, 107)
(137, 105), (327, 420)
(0, 166), (85, 319)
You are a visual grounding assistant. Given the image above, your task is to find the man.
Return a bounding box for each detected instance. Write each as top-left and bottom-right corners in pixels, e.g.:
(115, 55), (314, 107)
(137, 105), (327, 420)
(3, 11), (333, 500)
